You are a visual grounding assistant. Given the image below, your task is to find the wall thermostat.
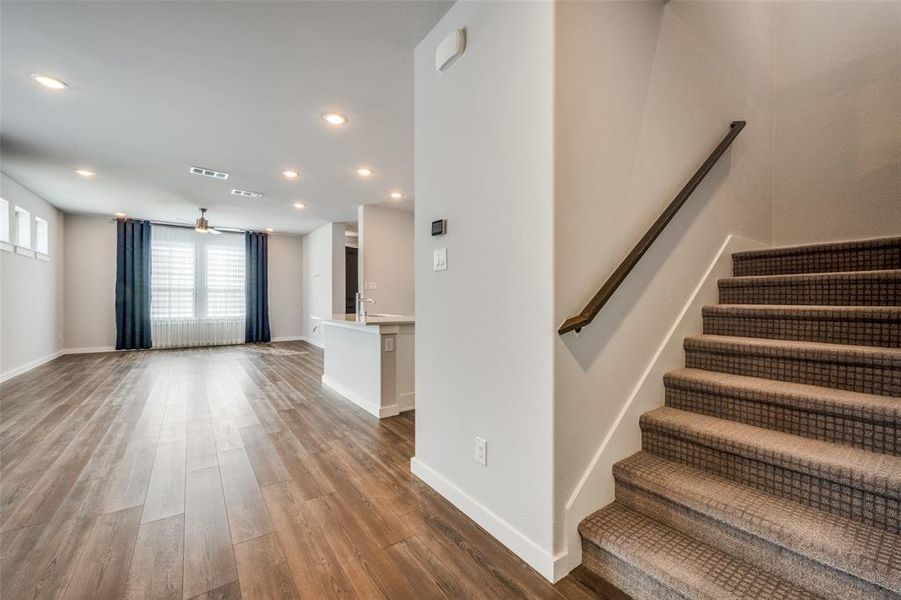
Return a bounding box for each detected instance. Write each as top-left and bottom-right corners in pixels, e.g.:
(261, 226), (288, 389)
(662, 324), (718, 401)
(436, 28), (466, 72)
(431, 219), (447, 236)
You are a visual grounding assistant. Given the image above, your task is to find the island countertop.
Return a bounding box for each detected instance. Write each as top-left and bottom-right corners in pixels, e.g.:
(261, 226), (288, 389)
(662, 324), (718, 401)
(324, 313), (416, 327)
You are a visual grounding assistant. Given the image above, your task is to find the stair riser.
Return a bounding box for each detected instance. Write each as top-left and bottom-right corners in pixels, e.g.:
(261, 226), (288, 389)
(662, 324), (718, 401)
(664, 385), (900, 455)
(703, 314), (901, 348)
(719, 278), (901, 306)
(641, 429), (900, 534)
(684, 348), (901, 397)
(614, 481), (889, 600)
(581, 543), (680, 600)
(733, 245), (901, 277)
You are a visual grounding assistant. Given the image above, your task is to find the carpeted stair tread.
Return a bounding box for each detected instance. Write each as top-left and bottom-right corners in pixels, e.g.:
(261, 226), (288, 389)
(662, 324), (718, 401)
(702, 304), (901, 347)
(665, 368), (900, 426)
(718, 269), (901, 306)
(732, 236), (901, 276)
(640, 407), (901, 500)
(579, 502), (824, 600)
(614, 451), (901, 595)
(684, 334), (901, 396)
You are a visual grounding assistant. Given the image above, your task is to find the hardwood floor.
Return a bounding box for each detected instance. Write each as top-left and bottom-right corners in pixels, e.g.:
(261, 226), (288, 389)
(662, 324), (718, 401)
(1, 342), (621, 599)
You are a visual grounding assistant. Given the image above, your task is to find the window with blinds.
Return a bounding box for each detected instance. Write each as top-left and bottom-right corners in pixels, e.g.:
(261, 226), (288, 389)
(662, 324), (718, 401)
(150, 225), (246, 347)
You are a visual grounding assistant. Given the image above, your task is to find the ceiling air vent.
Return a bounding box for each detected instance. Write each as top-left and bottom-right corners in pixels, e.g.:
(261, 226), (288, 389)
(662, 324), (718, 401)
(190, 166), (230, 180)
(231, 189), (263, 199)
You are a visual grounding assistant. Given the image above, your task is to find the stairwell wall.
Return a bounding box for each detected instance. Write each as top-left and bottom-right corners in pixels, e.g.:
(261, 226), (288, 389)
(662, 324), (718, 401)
(552, 0), (776, 575)
(772, 1), (901, 245)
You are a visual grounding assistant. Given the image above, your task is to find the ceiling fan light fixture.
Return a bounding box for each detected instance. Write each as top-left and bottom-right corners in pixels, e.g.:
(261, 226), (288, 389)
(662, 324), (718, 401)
(195, 208), (210, 233)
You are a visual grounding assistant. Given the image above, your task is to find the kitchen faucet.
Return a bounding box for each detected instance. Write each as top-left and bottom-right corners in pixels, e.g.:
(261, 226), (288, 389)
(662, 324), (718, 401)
(355, 292), (375, 321)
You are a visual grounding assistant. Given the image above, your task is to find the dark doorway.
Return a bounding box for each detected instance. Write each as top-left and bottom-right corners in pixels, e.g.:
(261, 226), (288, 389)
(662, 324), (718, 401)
(345, 246), (358, 314)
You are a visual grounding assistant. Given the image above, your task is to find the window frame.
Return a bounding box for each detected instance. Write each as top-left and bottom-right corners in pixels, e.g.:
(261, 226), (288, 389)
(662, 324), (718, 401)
(14, 206), (34, 257)
(35, 216), (49, 259)
(0, 197), (11, 252)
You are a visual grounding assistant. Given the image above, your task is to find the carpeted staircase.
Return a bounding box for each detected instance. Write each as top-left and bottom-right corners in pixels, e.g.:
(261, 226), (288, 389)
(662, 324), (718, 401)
(579, 236), (901, 599)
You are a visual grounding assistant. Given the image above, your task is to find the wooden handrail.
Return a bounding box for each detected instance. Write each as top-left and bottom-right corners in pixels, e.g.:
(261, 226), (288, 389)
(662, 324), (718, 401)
(559, 121), (746, 335)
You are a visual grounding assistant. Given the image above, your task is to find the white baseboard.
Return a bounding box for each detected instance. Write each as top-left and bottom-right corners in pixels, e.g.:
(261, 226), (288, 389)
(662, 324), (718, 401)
(398, 391), (415, 412)
(411, 457), (558, 581)
(65, 346), (116, 355)
(557, 234), (767, 577)
(271, 335), (304, 342)
(0, 350), (64, 383)
(301, 336), (325, 349)
(321, 375), (398, 418)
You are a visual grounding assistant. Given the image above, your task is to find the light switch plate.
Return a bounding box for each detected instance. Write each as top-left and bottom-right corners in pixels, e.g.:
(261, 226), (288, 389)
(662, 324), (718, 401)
(384, 337), (395, 352)
(365, 281), (378, 290)
(433, 247), (447, 271)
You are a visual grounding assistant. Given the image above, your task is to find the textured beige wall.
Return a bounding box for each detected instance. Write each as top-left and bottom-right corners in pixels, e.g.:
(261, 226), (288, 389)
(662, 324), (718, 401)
(63, 213), (116, 351)
(773, 1), (901, 245)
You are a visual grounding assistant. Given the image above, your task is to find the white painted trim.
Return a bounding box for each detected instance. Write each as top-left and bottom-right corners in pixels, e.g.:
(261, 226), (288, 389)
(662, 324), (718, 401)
(64, 346), (116, 355)
(0, 350), (64, 383)
(321, 374), (398, 418)
(36, 253), (50, 262)
(557, 234), (768, 577)
(15, 246), (34, 257)
(301, 336), (325, 349)
(271, 335), (305, 342)
(0, 241), (13, 253)
(398, 391), (416, 412)
(411, 457), (557, 581)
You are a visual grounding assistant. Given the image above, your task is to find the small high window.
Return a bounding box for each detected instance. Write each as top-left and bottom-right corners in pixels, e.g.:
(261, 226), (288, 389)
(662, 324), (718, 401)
(35, 217), (49, 255)
(15, 206), (31, 249)
(0, 197), (9, 245)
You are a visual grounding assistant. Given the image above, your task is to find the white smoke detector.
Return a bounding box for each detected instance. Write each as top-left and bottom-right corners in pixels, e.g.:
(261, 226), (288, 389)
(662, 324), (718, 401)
(436, 28), (466, 72)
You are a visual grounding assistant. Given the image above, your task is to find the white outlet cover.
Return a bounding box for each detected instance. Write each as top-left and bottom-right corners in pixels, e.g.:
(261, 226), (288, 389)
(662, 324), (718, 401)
(384, 337), (395, 352)
(474, 436), (487, 466)
(365, 281), (378, 290)
(433, 247), (447, 271)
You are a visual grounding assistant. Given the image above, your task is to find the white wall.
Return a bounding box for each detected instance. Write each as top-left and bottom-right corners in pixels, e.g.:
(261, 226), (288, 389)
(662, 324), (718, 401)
(268, 234), (304, 340)
(553, 0), (776, 573)
(772, 0), (901, 245)
(413, 0), (556, 578)
(302, 222), (345, 345)
(0, 173), (65, 379)
(358, 204), (414, 315)
(63, 214), (116, 351)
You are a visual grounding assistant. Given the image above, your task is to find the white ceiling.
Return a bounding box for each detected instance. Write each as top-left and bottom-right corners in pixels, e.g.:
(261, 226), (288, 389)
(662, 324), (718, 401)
(0, 1), (451, 234)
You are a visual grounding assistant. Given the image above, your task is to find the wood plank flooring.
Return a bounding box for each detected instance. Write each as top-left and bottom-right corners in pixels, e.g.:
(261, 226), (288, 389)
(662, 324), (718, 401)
(1, 342), (622, 599)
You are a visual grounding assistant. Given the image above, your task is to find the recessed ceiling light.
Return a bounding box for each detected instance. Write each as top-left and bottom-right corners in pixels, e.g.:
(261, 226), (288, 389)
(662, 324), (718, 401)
(74, 169), (95, 177)
(390, 191), (403, 200)
(282, 170), (299, 179)
(115, 212), (126, 218)
(293, 202), (305, 209)
(356, 168), (373, 177)
(265, 228), (274, 233)
(323, 113), (347, 126)
(30, 73), (68, 90)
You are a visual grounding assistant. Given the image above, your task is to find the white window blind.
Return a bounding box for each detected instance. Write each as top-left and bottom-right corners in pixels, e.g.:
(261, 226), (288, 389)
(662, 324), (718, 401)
(35, 217), (49, 255)
(151, 225), (245, 348)
(15, 206), (30, 249)
(0, 198), (9, 244)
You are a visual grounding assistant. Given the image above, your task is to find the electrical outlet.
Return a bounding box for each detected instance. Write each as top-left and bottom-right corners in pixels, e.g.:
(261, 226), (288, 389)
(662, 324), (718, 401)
(474, 437), (487, 466)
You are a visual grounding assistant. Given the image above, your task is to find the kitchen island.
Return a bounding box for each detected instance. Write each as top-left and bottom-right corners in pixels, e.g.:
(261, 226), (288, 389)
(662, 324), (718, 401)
(320, 314), (415, 418)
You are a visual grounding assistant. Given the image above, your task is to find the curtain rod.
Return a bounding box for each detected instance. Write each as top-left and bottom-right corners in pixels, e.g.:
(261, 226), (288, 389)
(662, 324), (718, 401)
(109, 217), (251, 234)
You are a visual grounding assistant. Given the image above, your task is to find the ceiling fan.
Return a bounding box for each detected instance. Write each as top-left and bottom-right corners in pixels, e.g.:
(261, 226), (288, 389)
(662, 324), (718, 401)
(175, 207), (243, 235)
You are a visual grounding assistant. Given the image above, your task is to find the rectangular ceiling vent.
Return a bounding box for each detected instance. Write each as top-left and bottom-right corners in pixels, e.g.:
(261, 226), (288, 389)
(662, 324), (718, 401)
(190, 166), (229, 180)
(231, 189), (263, 199)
